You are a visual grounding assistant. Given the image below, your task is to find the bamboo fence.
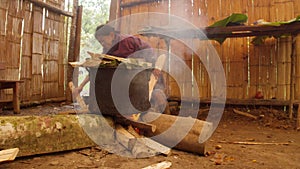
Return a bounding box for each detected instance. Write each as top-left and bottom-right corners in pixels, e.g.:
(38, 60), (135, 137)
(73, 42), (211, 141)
(114, 0), (300, 102)
(0, 0), (68, 104)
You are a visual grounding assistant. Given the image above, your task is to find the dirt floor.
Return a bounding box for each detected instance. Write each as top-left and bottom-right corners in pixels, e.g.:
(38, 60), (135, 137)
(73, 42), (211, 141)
(0, 103), (299, 169)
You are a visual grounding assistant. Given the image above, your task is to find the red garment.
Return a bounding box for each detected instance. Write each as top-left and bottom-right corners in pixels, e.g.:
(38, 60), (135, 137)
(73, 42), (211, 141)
(103, 34), (154, 63)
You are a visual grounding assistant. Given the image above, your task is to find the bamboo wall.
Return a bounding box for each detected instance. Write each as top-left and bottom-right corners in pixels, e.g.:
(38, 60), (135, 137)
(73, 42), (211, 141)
(114, 0), (300, 101)
(0, 0), (67, 103)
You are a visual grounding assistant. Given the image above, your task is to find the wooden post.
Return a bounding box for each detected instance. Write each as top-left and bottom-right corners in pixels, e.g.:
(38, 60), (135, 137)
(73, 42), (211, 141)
(72, 5), (83, 87)
(12, 82), (20, 114)
(297, 103), (300, 129)
(66, 0), (78, 103)
(289, 35), (296, 119)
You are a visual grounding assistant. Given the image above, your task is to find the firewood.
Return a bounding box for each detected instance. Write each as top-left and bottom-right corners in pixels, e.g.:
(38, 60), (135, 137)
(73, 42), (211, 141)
(127, 126), (171, 156)
(69, 81), (88, 111)
(142, 112), (213, 155)
(149, 54), (167, 100)
(115, 125), (161, 158)
(114, 116), (156, 133)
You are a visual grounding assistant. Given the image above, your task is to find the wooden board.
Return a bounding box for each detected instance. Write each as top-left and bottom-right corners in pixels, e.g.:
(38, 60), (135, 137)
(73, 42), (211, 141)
(0, 148), (19, 163)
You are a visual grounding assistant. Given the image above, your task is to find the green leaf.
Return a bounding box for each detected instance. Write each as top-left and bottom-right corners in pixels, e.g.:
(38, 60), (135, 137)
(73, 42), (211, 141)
(209, 13), (248, 27)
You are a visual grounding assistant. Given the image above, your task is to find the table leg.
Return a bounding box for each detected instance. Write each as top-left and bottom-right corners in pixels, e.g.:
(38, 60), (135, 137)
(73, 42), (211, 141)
(12, 83), (20, 114)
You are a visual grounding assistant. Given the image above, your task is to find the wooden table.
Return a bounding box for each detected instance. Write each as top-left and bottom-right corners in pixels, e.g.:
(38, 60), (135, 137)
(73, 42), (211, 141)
(0, 80), (23, 113)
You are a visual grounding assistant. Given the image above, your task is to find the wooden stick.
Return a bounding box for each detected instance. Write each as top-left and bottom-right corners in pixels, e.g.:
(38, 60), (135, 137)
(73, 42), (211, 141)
(289, 36), (297, 119)
(219, 141), (290, 146)
(68, 82), (88, 111)
(233, 109), (258, 120)
(28, 0), (73, 17)
(149, 54), (167, 100)
(87, 51), (127, 62)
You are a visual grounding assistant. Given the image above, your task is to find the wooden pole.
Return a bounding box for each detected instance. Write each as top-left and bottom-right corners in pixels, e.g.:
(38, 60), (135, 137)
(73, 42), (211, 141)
(297, 103), (300, 129)
(73, 5), (83, 87)
(66, 0), (78, 103)
(28, 0), (73, 17)
(289, 35), (296, 119)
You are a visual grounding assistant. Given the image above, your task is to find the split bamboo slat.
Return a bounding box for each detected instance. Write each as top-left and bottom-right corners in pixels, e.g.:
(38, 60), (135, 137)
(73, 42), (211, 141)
(127, 4), (141, 35)
(169, 40), (185, 98)
(120, 0), (131, 34)
(58, 15), (66, 97)
(192, 0), (209, 27)
(32, 4), (44, 102)
(295, 35), (300, 99)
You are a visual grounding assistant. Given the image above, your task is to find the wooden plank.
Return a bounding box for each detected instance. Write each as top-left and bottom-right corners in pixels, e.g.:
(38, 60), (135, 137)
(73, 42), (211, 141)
(142, 161), (172, 169)
(22, 33), (32, 56)
(32, 33), (43, 54)
(0, 8), (7, 36)
(0, 148), (19, 163)
(32, 6), (43, 33)
(149, 54), (166, 100)
(20, 56), (31, 79)
(32, 54), (43, 74)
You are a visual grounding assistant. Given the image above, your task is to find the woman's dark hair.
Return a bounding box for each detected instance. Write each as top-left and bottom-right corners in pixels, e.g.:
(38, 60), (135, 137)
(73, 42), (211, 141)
(94, 24), (115, 37)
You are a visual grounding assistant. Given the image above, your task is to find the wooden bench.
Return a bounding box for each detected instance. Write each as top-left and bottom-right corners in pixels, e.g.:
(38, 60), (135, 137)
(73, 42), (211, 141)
(0, 63), (22, 113)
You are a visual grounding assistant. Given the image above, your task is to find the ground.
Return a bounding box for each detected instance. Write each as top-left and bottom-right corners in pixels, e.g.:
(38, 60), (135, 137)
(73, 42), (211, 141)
(0, 103), (299, 169)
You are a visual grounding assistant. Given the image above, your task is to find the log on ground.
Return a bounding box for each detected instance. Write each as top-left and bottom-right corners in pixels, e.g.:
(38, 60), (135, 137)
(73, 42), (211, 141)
(141, 112), (213, 155)
(0, 114), (115, 157)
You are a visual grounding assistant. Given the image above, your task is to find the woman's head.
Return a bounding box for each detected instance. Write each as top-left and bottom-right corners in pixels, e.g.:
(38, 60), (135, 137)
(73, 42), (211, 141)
(94, 24), (116, 49)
